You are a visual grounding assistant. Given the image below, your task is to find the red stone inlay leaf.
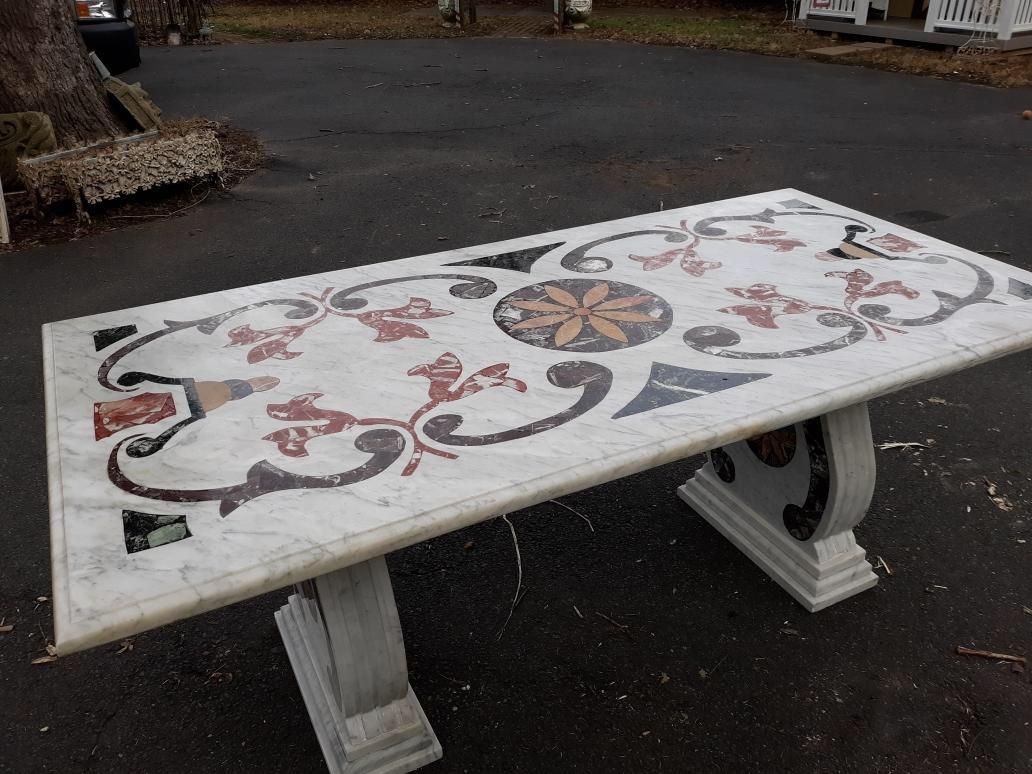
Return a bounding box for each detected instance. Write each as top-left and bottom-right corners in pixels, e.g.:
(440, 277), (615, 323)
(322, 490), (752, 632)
(226, 324), (310, 364)
(263, 393), (358, 458)
(868, 233), (922, 253)
(355, 297), (452, 343)
(263, 353), (527, 475)
(94, 392), (178, 441)
(825, 268), (920, 312)
(735, 226), (806, 253)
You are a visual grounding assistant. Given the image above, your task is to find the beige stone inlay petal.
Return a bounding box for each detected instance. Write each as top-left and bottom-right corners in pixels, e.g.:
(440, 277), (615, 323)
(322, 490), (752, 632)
(544, 285), (580, 308)
(554, 315), (584, 346)
(510, 312), (572, 330)
(586, 315), (629, 343)
(592, 295), (654, 311)
(593, 310), (655, 323)
(581, 282), (610, 309)
(509, 300), (569, 312)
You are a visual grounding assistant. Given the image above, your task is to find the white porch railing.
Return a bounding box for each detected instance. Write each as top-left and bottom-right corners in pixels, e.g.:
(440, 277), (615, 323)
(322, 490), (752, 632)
(799, 0), (857, 19)
(1014, 0), (1032, 31)
(925, 0), (1028, 37)
(800, 0), (1030, 40)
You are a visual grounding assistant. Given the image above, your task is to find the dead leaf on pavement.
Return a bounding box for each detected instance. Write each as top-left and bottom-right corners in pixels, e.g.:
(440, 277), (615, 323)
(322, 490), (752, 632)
(31, 655), (58, 665)
(115, 639), (134, 655)
(983, 477), (1014, 511)
(659, 672), (671, 685)
(927, 397), (947, 405)
(877, 441), (928, 451)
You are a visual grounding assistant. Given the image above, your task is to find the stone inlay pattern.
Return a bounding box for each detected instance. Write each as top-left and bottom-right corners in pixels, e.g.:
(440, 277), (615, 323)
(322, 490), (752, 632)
(43, 188), (1032, 654)
(494, 279), (673, 352)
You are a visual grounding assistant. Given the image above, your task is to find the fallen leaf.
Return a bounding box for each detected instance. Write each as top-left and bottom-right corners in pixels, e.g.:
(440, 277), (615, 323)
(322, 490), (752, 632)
(927, 397), (947, 405)
(779, 627), (800, 636)
(1021, 605), (1032, 616)
(659, 672), (671, 685)
(39, 726), (49, 733)
(31, 655), (58, 665)
(983, 478), (1014, 510)
(115, 639), (134, 655)
(45, 643), (57, 657)
(877, 442), (928, 451)
(698, 668), (708, 679)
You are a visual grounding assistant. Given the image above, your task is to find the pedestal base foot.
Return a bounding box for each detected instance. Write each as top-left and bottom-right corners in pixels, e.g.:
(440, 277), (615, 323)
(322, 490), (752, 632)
(678, 476), (876, 611)
(679, 402), (879, 612)
(276, 558), (442, 774)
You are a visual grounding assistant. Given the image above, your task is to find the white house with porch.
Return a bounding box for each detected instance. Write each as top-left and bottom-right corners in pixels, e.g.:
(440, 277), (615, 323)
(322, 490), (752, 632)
(798, 0), (1032, 50)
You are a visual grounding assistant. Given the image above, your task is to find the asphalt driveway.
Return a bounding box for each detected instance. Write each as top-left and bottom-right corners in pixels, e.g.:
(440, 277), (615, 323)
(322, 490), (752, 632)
(2, 38), (1031, 773)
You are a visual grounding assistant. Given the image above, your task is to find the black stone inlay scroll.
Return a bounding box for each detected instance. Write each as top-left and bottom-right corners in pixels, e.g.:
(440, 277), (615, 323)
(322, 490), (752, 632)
(856, 255), (1001, 326)
(123, 510), (192, 553)
(124, 379), (205, 458)
(693, 210), (873, 238)
(93, 325), (138, 351)
(612, 363), (770, 419)
(782, 418), (829, 542)
(422, 361), (612, 446)
(444, 242), (565, 273)
(109, 428), (407, 517)
(329, 274), (497, 311)
(683, 314), (869, 360)
(560, 230), (692, 273)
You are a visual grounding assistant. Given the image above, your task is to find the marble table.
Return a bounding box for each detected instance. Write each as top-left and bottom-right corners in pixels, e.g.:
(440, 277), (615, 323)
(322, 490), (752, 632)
(44, 189), (1032, 773)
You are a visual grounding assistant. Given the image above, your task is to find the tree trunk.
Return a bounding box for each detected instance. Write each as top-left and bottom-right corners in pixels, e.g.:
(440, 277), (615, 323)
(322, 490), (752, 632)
(0, 0), (126, 148)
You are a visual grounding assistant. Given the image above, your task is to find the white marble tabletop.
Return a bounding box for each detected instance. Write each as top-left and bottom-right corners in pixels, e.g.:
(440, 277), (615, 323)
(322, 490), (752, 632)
(44, 189), (1032, 653)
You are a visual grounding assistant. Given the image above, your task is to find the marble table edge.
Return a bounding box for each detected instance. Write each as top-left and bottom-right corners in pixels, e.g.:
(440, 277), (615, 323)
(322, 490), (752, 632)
(48, 320), (1032, 655)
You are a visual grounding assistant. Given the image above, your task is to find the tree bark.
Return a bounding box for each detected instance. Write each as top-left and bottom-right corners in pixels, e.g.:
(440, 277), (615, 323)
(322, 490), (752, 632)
(0, 0), (126, 148)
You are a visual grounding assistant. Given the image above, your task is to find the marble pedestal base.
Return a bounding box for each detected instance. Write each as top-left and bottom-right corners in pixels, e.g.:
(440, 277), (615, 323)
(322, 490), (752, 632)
(275, 557), (442, 774)
(678, 402), (879, 612)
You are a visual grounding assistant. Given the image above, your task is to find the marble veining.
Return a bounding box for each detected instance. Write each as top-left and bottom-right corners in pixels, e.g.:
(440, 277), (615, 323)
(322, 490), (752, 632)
(44, 189), (1032, 653)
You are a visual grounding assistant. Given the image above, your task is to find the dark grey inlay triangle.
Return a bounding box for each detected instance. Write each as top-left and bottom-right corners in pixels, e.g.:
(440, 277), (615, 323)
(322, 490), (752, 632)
(93, 324), (138, 351)
(778, 198), (820, 210)
(612, 363), (771, 419)
(123, 510), (192, 554)
(444, 241), (565, 273)
(1007, 277), (1032, 300)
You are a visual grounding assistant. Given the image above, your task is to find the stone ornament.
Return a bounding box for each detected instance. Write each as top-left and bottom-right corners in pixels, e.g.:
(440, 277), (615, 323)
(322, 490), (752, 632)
(19, 128), (222, 218)
(0, 112), (57, 186)
(564, 0), (592, 27)
(437, 0), (459, 27)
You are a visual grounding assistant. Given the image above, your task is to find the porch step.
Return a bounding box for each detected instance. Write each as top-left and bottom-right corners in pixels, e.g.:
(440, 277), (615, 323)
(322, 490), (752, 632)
(807, 41), (894, 56)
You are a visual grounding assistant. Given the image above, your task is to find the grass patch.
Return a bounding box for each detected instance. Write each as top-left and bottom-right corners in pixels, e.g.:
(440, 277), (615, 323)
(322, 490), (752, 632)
(213, 1), (507, 42)
(587, 13), (819, 55)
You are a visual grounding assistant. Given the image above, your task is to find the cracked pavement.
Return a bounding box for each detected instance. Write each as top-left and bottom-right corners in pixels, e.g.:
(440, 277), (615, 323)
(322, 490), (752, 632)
(2, 38), (1031, 773)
